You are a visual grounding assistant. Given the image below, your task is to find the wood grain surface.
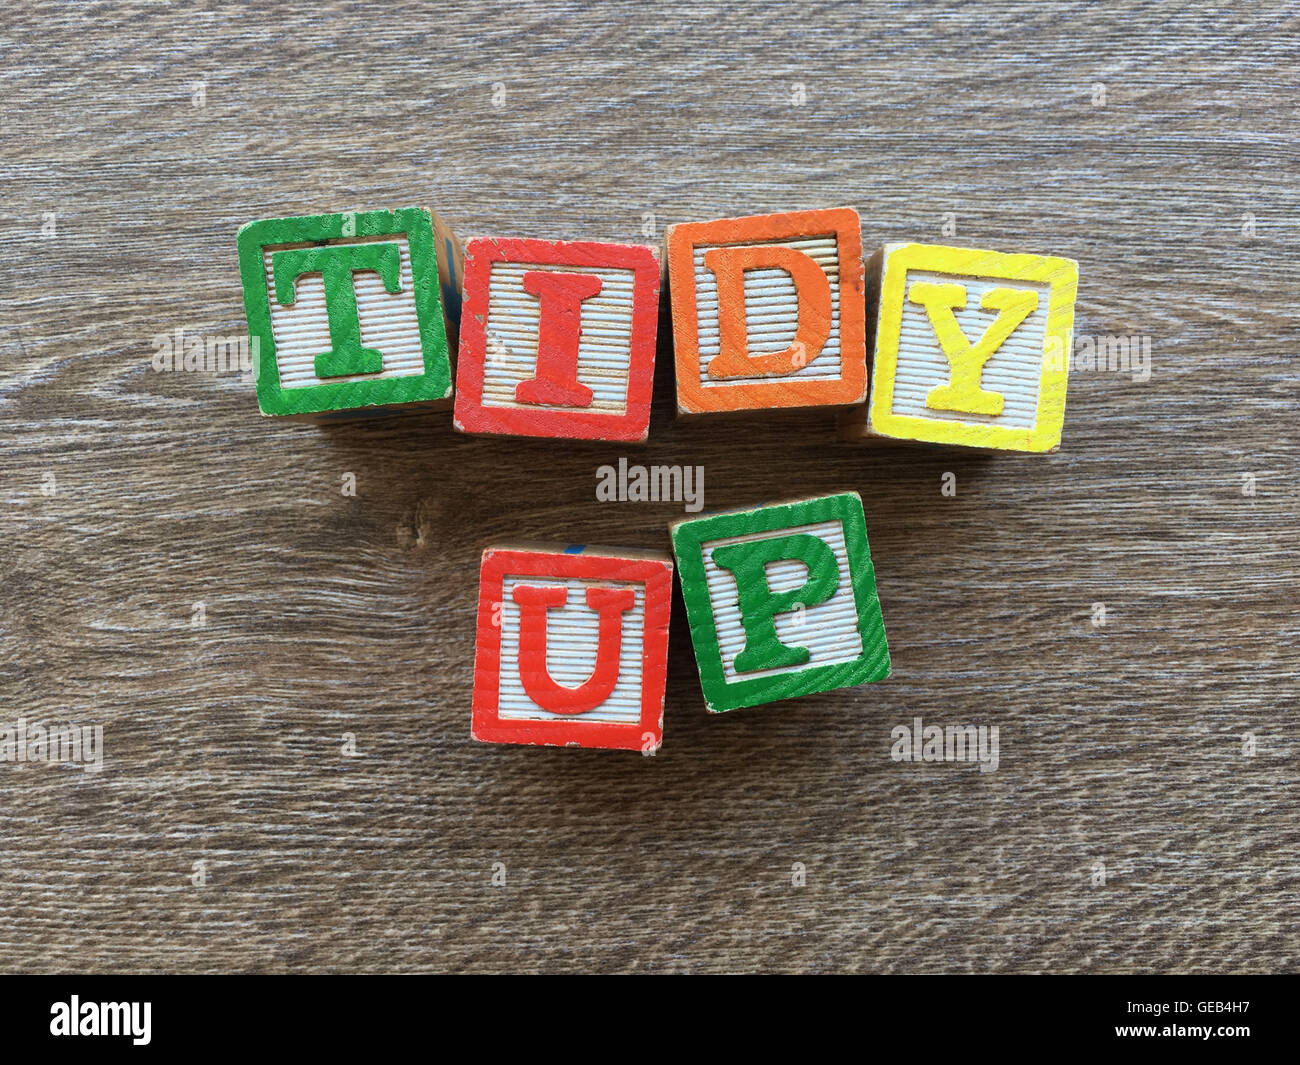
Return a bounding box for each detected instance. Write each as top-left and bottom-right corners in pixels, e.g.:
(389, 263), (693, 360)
(1, 0), (1297, 974)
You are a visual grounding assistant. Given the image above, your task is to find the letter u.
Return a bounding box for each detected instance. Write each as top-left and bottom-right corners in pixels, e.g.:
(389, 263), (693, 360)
(513, 584), (634, 713)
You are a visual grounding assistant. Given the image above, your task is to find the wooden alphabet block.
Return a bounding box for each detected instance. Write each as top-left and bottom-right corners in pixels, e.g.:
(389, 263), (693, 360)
(453, 238), (661, 441)
(671, 492), (889, 713)
(849, 242), (1078, 452)
(471, 544), (673, 751)
(237, 207), (462, 420)
(666, 208), (867, 415)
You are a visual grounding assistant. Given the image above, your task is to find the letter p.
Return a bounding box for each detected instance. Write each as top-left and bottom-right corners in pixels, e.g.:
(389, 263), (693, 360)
(710, 533), (840, 673)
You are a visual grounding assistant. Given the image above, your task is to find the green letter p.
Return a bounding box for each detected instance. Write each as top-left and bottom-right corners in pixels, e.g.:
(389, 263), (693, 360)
(710, 533), (840, 673)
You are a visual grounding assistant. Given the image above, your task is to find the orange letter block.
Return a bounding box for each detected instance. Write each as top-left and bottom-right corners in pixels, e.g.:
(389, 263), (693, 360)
(666, 208), (867, 415)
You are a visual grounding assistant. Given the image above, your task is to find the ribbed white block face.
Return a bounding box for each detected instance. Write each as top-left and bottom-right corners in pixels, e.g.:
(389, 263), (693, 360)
(692, 235), (842, 385)
(890, 270), (1051, 431)
(496, 575), (645, 724)
(480, 262), (637, 412)
(261, 235), (425, 389)
(700, 519), (862, 682)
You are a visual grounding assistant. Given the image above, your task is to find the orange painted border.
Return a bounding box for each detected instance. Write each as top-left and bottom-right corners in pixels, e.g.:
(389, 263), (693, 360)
(667, 207), (866, 413)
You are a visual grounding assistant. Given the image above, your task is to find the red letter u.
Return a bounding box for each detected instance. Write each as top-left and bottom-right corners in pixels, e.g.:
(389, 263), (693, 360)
(512, 584), (634, 714)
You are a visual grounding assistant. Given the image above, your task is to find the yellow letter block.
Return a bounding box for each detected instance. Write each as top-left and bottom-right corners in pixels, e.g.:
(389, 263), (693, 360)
(855, 243), (1078, 452)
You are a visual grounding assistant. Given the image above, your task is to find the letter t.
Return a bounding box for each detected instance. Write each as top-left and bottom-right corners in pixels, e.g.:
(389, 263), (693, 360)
(272, 242), (403, 378)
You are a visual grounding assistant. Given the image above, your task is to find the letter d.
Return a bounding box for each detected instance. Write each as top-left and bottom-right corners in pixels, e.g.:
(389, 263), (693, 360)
(703, 244), (832, 378)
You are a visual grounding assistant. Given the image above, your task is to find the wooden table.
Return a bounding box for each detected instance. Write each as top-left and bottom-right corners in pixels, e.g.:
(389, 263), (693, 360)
(2, 0), (1296, 973)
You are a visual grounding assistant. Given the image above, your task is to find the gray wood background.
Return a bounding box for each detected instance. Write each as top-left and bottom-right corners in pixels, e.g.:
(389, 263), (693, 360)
(2, 0), (1297, 974)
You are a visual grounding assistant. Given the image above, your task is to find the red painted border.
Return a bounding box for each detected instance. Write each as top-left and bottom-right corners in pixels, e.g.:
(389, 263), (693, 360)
(453, 238), (661, 441)
(471, 547), (673, 751)
(667, 207), (867, 413)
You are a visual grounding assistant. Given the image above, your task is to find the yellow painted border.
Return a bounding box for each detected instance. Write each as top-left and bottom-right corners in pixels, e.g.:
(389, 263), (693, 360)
(867, 243), (1078, 452)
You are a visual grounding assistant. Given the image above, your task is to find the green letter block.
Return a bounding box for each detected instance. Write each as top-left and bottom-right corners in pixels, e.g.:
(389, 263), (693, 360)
(237, 208), (453, 418)
(670, 492), (890, 712)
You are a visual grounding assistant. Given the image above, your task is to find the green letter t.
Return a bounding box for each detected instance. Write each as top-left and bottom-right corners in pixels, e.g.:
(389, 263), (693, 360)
(272, 242), (403, 378)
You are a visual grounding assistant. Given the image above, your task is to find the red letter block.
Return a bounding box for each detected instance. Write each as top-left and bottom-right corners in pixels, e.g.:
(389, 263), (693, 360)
(453, 238), (661, 441)
(471, 544), (673, 751)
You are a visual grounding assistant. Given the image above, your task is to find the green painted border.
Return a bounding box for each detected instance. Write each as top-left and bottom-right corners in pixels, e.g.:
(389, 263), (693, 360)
(670, 492), (891, 712)
(236, 208), (451, 417)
